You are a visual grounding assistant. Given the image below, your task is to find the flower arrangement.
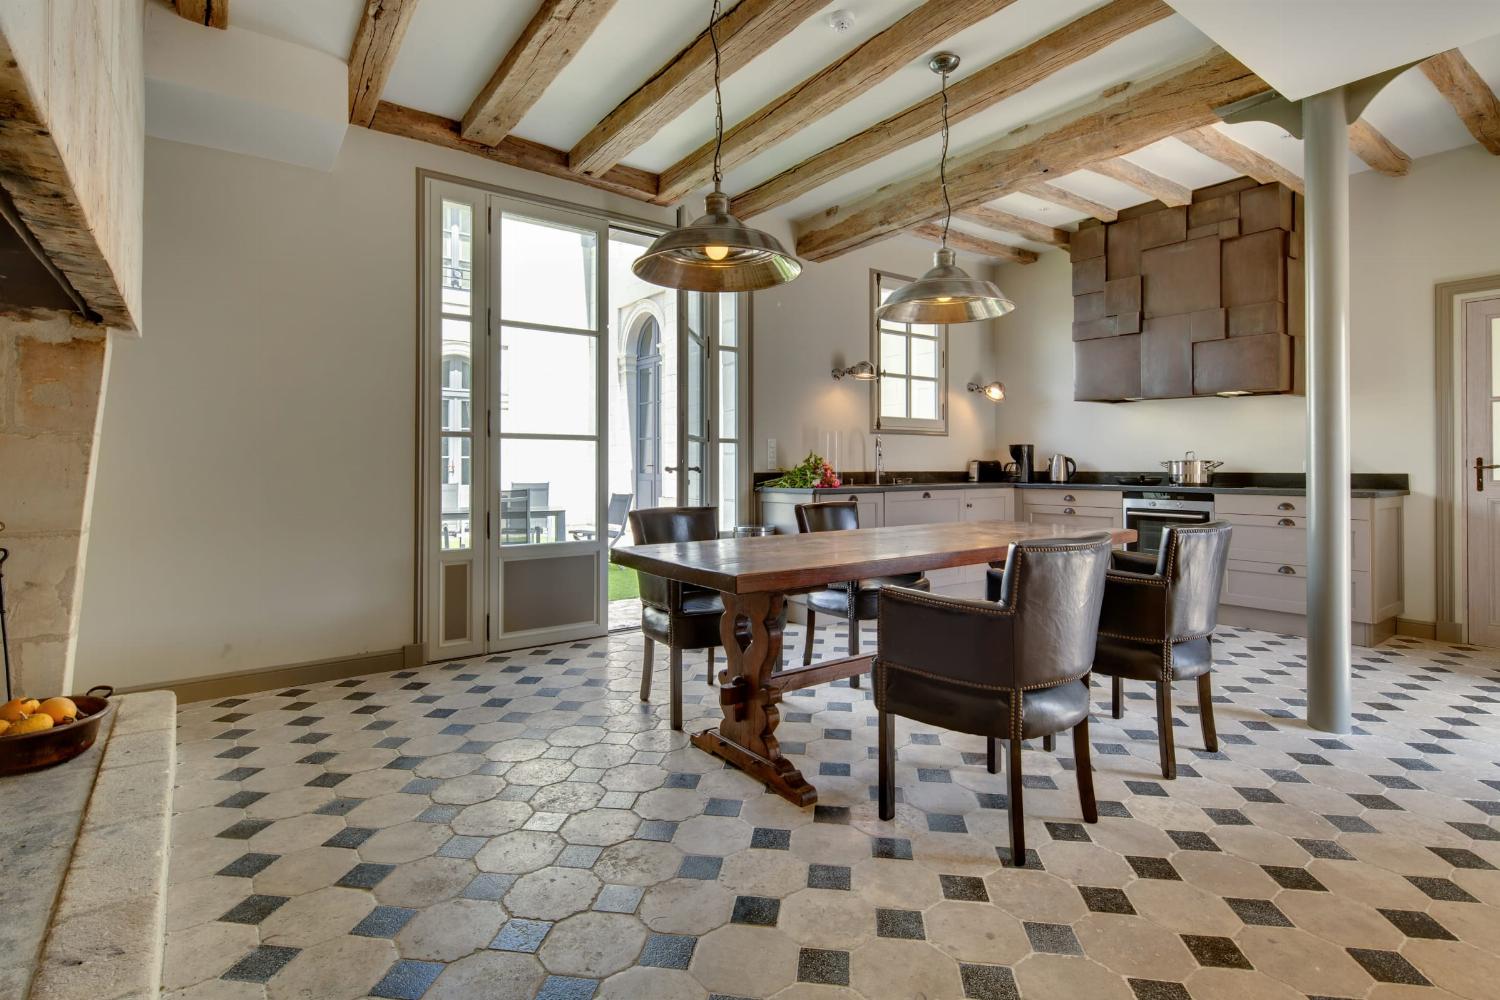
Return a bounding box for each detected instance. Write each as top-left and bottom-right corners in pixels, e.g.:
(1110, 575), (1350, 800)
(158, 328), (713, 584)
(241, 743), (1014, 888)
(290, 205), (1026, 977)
(763, 451), (841, 489)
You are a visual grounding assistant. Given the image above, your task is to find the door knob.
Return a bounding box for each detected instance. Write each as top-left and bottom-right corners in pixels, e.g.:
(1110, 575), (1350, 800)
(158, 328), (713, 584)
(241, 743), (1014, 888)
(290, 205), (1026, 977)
(1477, 457), (1500, 491)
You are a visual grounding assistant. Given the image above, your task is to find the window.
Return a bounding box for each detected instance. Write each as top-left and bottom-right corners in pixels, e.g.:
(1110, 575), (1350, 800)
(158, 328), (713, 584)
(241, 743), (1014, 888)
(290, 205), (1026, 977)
(872, 271), (947, 434)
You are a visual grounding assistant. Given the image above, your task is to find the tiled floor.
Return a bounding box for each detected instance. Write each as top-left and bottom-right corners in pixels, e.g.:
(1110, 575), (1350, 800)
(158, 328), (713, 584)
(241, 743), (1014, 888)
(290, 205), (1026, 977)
(164, 625), (1500, 999)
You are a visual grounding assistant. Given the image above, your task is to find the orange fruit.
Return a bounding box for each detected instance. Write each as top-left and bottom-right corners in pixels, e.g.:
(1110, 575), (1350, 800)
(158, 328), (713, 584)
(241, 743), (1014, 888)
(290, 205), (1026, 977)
(0, 699), (29, 722)
(37, 697), (78, 724)
(8, 714), (53, 735)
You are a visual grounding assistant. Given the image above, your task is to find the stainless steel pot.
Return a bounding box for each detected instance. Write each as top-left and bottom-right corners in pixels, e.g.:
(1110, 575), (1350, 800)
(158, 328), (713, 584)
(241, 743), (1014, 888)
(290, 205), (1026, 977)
(1160, 450), (1223, 486)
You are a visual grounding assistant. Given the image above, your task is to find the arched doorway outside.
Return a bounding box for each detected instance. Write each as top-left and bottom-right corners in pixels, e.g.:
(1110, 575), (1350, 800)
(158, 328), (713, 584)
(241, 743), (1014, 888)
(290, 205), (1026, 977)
(630, 316), (663, 510)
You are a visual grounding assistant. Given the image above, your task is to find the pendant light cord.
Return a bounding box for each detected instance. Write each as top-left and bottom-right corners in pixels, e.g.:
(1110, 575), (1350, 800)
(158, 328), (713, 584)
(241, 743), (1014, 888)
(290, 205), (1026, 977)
(939, 66), (952, 249)
(710, 0), (724, 189)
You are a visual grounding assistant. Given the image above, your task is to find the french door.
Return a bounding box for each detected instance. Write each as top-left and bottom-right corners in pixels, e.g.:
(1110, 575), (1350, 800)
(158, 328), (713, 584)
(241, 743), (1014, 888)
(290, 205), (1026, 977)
(421, 177), (748, 660)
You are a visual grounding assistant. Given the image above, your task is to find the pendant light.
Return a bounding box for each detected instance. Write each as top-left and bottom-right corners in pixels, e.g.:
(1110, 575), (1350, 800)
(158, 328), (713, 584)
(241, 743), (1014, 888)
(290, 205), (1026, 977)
(876, 53), (1014, 325)
(632, 0), (801, 292)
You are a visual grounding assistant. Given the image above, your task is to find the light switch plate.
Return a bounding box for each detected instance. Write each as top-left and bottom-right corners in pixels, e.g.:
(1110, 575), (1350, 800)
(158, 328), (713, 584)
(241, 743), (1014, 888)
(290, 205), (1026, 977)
(767, 438), (777, 468)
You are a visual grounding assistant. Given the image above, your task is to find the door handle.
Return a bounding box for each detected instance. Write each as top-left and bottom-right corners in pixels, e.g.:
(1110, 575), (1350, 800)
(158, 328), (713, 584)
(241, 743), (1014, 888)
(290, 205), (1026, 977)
(1477, 457), (1500, 491)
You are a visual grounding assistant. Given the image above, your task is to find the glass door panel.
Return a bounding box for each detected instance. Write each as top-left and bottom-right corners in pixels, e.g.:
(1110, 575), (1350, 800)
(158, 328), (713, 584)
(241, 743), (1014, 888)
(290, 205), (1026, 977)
(681, 292), (710, 507)
(490, 196), (607, 649)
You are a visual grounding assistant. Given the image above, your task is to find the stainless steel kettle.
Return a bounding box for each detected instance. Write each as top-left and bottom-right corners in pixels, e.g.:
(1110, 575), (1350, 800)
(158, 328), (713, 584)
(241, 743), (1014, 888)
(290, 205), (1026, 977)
(1047, 454), (1077, 483)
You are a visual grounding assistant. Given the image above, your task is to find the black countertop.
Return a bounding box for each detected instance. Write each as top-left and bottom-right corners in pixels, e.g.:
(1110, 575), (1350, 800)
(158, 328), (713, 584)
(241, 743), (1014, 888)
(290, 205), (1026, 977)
(756, 470), (1409, 498)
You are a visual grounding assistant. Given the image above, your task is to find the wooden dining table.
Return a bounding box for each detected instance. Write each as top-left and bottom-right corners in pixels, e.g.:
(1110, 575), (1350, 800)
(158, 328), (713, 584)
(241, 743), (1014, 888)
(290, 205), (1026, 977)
(611, 520), (1137, 806)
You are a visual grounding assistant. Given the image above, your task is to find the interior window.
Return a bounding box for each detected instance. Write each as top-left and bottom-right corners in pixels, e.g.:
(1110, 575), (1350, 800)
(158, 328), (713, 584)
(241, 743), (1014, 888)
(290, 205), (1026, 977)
(873, 271), (948, 434)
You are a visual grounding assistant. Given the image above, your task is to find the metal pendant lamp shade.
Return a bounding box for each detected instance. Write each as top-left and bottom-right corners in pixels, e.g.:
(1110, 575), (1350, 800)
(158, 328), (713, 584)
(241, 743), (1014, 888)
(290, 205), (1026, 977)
(632, 0), (800, 293)
(877, 247), (1014, 324)
(632, 191), (801, 292)
(875, 52), (1013, 325)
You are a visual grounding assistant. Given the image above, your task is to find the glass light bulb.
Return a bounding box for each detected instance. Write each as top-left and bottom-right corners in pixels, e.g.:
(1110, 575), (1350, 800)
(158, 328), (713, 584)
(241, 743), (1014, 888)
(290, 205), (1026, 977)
(703, 244), (730, 261)
(936, 295), (953, 303)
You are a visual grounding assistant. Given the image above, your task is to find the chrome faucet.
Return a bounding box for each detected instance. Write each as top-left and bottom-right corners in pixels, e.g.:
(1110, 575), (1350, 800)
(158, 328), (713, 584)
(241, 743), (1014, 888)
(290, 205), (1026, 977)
(874, 434), (884, 486)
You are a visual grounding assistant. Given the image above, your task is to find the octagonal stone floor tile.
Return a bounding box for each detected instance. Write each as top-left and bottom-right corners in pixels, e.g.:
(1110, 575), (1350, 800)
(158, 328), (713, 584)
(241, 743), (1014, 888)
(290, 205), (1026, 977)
(598, 966), (706, 1000)
(265, 934), (394, 1000)
(638, 877), (735, 935)
(423, 949), (546, 1000)
(689, 924), (799, 998)
(395, 897), (506, 962)
(505, 866), (601, 920)
(370, 856), (476, 908)
(259, 885), (376, 946)
(538, 911), (649, 977)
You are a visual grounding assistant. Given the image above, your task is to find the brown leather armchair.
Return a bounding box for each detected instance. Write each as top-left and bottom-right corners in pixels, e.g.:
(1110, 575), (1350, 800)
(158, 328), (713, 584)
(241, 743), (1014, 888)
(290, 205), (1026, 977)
(794, 500), (930, 687)
(874, 532), (1112, 865)
(628, 506), (724, 731)
(1092, 521), (1232, 779)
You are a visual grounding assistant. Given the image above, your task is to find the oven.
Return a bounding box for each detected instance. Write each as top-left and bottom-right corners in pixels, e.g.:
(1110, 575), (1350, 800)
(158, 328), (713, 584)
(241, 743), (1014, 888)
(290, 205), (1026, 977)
(1122, 491), (1215, 556)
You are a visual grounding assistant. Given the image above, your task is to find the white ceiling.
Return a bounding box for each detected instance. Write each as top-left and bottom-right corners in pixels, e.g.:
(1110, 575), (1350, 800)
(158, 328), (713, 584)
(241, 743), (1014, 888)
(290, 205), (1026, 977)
(174, 0), (1500, 257)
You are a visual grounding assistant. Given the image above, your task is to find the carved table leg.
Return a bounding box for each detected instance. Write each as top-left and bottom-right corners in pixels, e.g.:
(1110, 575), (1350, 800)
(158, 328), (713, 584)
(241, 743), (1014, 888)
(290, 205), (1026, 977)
(690, 590), (817, 806)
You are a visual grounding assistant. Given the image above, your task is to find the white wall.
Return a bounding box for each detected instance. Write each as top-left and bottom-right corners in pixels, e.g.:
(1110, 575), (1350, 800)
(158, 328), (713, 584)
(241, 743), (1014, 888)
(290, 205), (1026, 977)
(985, 144), (1500, 625)
(750, 229), (1001, 475)
(79, 127), (1000, 690)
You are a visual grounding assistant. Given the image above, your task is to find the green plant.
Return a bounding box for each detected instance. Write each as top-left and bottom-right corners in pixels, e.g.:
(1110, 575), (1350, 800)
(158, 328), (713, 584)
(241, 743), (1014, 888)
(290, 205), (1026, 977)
(762, 451), (839, 489)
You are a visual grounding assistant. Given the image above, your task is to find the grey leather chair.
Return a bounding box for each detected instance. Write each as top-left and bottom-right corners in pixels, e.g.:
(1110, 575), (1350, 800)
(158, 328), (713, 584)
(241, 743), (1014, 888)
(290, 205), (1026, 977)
(875, 532), (1112, 865)
(794, 500), (930, 687)
(628, 506), (723, 731)
(1092, 521), (1232, 779)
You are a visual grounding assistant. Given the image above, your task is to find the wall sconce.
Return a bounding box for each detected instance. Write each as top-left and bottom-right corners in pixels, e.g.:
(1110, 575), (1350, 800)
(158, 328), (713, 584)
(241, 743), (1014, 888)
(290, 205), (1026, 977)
(967, 380), (1005, 401)
(832, 361), (879, 381)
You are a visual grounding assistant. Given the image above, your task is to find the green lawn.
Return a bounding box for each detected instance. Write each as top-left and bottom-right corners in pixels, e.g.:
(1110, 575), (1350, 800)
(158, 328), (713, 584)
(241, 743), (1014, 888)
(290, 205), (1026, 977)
(608, 563), (640, 602)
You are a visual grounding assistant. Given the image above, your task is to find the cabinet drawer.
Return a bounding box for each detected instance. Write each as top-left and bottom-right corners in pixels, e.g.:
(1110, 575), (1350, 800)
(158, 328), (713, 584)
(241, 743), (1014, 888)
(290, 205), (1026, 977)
(1222, 515), (1369, 571)
(1215, 494), (1304, 517)
(1024, 489), (1122, 510)
(1222, 560), (1371, 621)
(1025, 505), (1119, 531)
(883, 490), (964, 526)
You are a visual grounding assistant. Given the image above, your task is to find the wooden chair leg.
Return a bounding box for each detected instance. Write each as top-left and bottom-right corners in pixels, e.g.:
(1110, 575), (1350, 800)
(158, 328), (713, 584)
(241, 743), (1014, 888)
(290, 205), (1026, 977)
(986, 737), (999, 775)
(847, 617), (862, 688)
(878, 710), (896, 820)
(669, 647), (683, 732)
(1041, 734), (1054, 752)
(1197, 672), (1218, 752)
(1073, 717), (1098, 823)
(1111, 676), (1123, 719)
(1156, 679), (1176, 779)
(706, 647), (716, 686)
(803, 609), (817, 666)
(639, 637), (655, 702)
(1007, 738), (1026, 866)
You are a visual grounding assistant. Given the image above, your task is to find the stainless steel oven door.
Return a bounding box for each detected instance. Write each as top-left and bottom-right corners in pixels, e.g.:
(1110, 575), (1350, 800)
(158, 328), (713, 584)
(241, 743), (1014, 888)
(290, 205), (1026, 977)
(1123, 503), (1214, 555)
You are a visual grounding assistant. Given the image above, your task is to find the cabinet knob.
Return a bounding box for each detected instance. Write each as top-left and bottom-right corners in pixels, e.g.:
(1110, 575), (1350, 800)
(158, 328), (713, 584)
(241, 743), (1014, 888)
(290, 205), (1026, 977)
(1277, 518), (1296, 527)
(1063, 507), (1076, 515)
(1063, 494), (1076, 502)
(966, 502), (973, 508)
(1277, 502), (1295, 511)
(1278, 565), (1296, 575)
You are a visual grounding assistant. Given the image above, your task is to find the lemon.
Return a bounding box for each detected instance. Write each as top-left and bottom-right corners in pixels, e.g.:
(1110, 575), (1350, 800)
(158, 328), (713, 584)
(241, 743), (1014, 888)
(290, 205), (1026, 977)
(7, 714), (53, 736)
(37, 697), (78, 724)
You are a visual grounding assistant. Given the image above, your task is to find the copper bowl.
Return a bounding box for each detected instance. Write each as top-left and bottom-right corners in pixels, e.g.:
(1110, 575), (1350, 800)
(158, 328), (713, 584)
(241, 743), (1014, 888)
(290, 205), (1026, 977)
(0, 686), (115, 777)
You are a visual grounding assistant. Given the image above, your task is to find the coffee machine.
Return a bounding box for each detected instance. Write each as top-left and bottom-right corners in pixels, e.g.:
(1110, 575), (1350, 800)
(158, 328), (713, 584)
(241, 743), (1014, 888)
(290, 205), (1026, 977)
(1005, 443), (1036, 483)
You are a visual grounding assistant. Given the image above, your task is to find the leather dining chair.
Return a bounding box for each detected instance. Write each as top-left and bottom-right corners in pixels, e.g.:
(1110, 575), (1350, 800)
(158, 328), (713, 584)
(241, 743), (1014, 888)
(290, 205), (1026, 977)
(628, 506), (725, 731)
(875, 532), (1112, 865)
(1092, 521), (1232, 780)
(794, 500), (930, 688)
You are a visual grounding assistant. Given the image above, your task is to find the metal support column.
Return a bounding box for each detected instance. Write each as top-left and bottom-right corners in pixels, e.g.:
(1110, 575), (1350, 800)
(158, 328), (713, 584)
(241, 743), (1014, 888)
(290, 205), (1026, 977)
(1302, 87), (1352, 733)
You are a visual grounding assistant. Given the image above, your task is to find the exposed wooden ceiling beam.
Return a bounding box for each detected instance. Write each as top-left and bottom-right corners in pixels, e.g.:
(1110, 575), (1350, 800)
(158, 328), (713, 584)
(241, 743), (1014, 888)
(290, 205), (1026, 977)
(657, 0), (1013, 206)
(173, 0), (228, 29)
(731, 0), (1173, 219)
(795, 48), (1268, 262)
(1175, 125), (1303, 194)
(367, 102), (659, 202)
(955, 205), (1069, 247)
(568, 0), (827, 178)
(1087, 157), (1192, 206)
(1347, 119), (1411, 176)
(349, 0), (422, 128)
(1420, 48), (1500, 155)
(1020, 182), (1117, 222)
(462, 0), (618, 146)
(909, 224), (1038, 264)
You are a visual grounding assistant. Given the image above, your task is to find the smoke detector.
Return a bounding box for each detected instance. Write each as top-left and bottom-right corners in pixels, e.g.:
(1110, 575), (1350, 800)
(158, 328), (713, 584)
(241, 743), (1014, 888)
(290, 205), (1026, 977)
(827, 9), (856, 32)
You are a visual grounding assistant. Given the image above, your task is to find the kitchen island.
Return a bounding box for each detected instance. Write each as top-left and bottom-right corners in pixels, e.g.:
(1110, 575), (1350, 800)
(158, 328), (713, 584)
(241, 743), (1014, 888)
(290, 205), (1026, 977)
(758, 471), (1409, 646)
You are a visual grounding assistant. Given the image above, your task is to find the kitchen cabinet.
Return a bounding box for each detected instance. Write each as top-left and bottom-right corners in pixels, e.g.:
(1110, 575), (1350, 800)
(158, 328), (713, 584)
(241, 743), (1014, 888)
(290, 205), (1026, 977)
(1216, 494), (1402, 646)
(962, 490), (1014, 522)
(1019, 489), (1124, 534)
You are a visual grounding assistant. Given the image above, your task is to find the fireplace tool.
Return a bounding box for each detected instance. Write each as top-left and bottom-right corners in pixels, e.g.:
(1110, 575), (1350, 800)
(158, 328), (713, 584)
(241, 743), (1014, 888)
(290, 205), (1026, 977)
(0, 544), (11, 702)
